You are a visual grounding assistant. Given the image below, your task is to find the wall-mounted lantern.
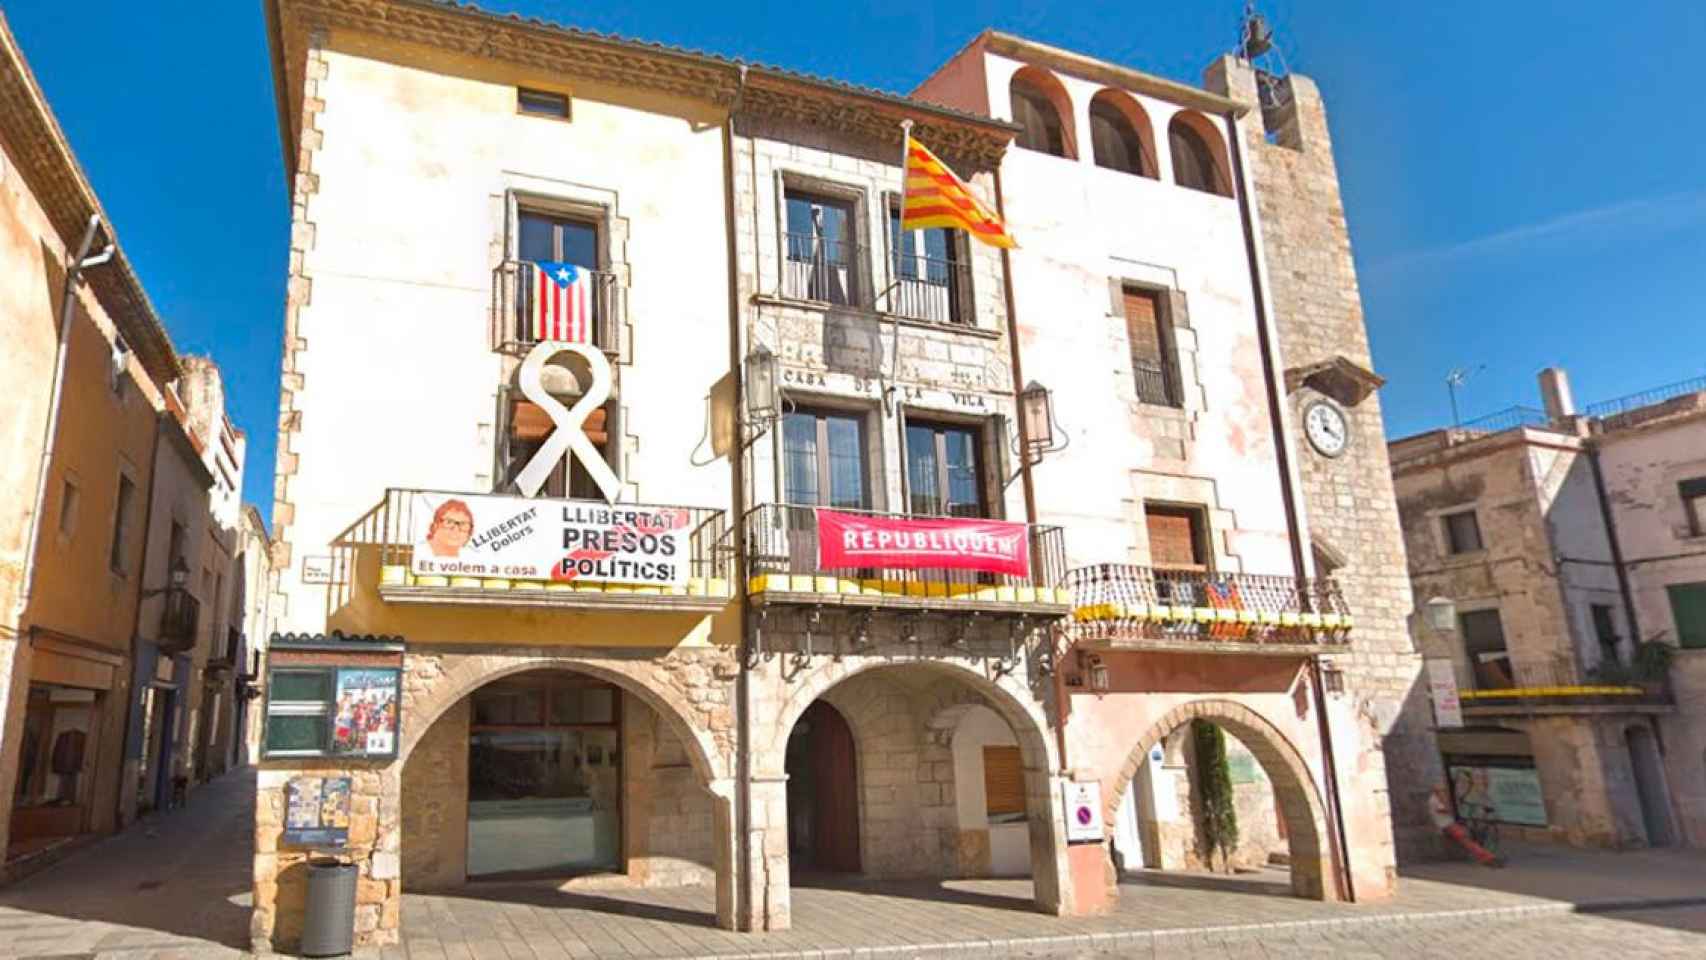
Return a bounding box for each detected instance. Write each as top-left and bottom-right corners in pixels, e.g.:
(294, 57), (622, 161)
(143, 555), (191, 598)
(744, 344), (780, 437)
(1008, 381), (1068, 485)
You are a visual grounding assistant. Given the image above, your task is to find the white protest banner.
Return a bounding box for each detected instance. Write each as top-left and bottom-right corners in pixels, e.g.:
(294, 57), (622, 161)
(409, 492), (691, 588)
(1426, 658), (1463, 729)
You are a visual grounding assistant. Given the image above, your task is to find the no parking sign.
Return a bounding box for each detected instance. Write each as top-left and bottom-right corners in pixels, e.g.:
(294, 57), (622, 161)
(1062, 780), (1103, 844)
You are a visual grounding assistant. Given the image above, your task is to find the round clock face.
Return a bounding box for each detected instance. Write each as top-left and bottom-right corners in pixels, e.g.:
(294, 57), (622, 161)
(1304, 401), (1349, 457)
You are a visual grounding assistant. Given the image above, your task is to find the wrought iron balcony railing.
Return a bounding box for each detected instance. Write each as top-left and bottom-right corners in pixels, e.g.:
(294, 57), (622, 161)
(782, 232), (867, 307)
(741, 503), (1070, 612)
(1132, 358), (1183, 408)
(491, 259), (621, 356)
(1459, 654), (1671, 709)
(331, 488), (734, 613)
(884, 252), (971, 326)
(158, 588), (200, 655)
(1064, 564), (1351, 649)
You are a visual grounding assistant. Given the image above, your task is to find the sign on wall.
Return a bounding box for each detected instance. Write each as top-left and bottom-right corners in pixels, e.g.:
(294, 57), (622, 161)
(1448, 763), (1548, 827)
(284, 776), (351, 847)
(1426, 659), (1463, 728)
(300, 555), (335, 584)
(1061, 780), (1104, 844)
(816, 510), (1030, 577)
(408, 492), (691, 588)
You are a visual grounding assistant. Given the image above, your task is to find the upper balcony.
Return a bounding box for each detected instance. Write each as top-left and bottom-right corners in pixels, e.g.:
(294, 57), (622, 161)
(1458, 655), (1673, 716)
(741, 503), (1070, 617)
(491, 260), (622, 356)
(779, 232), (977, 329)
(1064, 564), (1351, 654)
(337, 488), (734, 614)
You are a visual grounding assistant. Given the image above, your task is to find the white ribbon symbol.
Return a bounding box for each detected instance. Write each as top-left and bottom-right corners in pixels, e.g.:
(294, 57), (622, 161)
(515, 340), (622, 504)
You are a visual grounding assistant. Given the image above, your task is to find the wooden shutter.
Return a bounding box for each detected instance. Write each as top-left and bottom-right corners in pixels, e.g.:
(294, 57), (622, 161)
(1667, 583), (1706, 649)
(983, 745), (1026, 817)
(1123, 290), (1164, 364)
(1146, 507), (1204, 569)
(511, 400), (608, 444)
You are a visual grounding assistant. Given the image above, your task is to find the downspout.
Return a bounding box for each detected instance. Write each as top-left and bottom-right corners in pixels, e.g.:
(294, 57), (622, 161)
(993, 169), (1067, 775)
(116, 411), (166, 828)
(1223, 112), (1354, 901)
(17, 215), (116, 622)
(723, 64), (752, 931)
(1584, 442), (1642, 647)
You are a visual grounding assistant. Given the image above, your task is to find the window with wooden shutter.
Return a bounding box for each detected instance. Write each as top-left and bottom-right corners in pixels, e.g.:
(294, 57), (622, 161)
(982, 745), (1026, 818)
(1667, 582), (1706, 649)
(1680, 477), (1706, 537)
(1123, 288), (1180, 407)
(1145, 505), (1206, 570)
(497, 390), (610, 498)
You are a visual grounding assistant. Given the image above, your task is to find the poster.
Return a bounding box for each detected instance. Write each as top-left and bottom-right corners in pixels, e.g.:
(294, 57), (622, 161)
(1061, 780), (1104, 844)
(1448, 763), (1548, 827)
(331, 668), (399, 757)
(409, 492), (691, 588)
(284, 776), (351, 847)
(816, 510), (1030, 577)
(1427, 659), (1463, 728)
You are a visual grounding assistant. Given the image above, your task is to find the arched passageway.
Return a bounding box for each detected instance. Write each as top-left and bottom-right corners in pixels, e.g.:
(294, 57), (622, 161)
(1103, 700), (1334, 901)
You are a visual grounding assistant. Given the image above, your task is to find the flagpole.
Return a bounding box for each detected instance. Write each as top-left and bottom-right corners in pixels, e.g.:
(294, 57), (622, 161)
(894, 119), (913, 306)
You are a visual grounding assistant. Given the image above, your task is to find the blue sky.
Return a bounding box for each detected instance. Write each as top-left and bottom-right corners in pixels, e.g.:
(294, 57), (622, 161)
(9, 1), (1706, 528)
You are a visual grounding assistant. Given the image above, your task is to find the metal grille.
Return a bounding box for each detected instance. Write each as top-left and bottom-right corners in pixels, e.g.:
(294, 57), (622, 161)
(1133, 358), (1182, 407)
(158, 589), (200, 654)
(782, 232), (864, 307)
(490, 260), (620, 355)
(1064, 563), (1350, 646)
(886, 252), (969, 325)
(1582, 374), (1706, 419)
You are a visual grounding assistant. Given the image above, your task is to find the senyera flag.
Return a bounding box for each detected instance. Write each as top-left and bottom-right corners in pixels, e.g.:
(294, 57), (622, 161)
(528, 260), (595, 343)
(901, 135), (1016, 249)
(816, 510), (1030, 578)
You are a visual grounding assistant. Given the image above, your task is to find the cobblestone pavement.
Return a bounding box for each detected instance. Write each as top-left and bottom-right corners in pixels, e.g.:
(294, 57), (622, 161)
(1, 769), (1703, 960)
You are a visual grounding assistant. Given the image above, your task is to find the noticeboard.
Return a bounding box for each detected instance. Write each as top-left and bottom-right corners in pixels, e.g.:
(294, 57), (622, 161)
(284, 776), (351, 847)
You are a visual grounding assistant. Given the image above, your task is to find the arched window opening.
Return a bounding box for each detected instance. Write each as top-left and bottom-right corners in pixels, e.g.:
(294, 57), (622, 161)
(1169, 115), (1230, 196)
(1009, 69), (1075, 159)
(1090, 94), (1154, 178)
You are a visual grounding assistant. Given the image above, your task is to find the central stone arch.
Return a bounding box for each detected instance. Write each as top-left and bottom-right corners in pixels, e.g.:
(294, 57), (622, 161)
(1102, 699), (1336, 901)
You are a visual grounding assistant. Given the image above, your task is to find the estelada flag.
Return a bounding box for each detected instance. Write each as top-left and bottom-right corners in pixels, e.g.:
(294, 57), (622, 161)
(901, 136), (1017, 249)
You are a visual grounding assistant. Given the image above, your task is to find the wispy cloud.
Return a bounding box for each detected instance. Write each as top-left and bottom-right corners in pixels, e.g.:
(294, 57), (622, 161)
(1368, 190), (1706, 275)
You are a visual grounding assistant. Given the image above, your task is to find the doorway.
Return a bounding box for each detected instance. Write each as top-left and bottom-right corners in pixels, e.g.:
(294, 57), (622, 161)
(785, 700), (860, 873)
(1625, 724), (1674, 847)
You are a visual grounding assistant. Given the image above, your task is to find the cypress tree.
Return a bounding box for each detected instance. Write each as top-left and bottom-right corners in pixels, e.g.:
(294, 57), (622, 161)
(1193, 720), (1239, 872)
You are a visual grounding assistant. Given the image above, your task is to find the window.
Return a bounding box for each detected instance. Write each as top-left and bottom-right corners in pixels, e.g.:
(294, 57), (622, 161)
(1089, 94), (1153, 177)
(783, 190), (859, 306)
(982, 745), (1026, 821)
(1443, 510), (1483, 554)
(496, 387), (612, 499)
(905, 421), (985, 518)
(517, 87), (570, 119)
(1668, 582), (1706, 649)
(1591, 603), (1621, 664)
(109, 474), (136, 574)
(57, 478), (80, 537)
(1145, 504), (1208, 571)
(1168, 116), (1227, 196)
(518, 210), (598, 268)
(1680, 477), (1706, 537)
(263, 666), (399, 758)
(887, 205), (965, 324)
(263, 669), (333, 756)
(782, 408), (869, 510)
(1459, 609), (1512, 689)
(1010, 82), (1066, 157)
(1123, 287), (1180, 407)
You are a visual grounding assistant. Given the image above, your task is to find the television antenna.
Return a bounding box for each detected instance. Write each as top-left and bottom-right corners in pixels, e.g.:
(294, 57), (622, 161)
(1445, 365), (1485, 428)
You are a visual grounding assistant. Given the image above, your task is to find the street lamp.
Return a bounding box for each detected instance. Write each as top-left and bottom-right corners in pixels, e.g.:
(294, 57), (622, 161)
(1423, 596), (1458, 633)
(143, 555), (191, 598)
(744, 344), (779, 433)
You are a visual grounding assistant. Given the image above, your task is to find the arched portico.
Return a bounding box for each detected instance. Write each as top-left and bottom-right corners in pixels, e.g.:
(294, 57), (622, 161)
(1101, 699), (1336, 901)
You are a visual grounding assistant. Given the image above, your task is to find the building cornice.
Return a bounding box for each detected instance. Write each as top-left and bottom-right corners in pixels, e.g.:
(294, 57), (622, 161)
(0, 10), (180, 387)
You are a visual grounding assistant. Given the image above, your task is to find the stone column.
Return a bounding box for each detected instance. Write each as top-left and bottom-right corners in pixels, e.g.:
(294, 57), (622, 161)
(743, 773), (791, 931)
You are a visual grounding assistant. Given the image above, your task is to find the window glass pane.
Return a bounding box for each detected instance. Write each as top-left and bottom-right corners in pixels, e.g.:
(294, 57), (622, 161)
(888, 210), (919, 280)
(943, 428), (982, 517)
(825, 416), (866, 509)
(473, 684), (544, 726)
(782, 413), (821, 506)
(467, 727), (620, 875)
(271, 671), (332, 703)
(265, 713), (326, 753)
(907, 425), (941, 516)
(559, 221), (598, 269)
(518, 213), (555, 263)
(1446, 511), (1483, 553)
(518, 88), (568, 117)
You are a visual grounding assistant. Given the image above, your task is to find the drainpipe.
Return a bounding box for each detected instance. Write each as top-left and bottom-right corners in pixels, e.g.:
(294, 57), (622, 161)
(17, 215), (116, 622)
(1223, 113), (1354, 902)
(722, 65), (752, 931)
(1584, 443), (1642, 649)
(993, 168), (1068, 777)
(115, 410), (165, 829)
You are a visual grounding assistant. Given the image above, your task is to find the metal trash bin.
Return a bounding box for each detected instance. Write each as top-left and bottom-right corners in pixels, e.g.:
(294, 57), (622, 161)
(301, 857), (358, 957)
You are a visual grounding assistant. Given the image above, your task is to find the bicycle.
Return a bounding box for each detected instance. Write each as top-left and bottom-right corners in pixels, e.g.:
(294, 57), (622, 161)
(1459, 799), (1500, 858)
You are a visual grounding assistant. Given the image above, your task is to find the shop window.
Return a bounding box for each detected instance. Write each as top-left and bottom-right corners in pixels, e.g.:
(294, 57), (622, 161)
(982, 745), (1026, 822)
(1459, 609), (1512, 689)
(1145, 504), (1208, 571)
(1442, 509), (1483, 554)
(1667, 582), (1706, 649)
(784, 190), (861, 306)
(1123, 287), (1181, 407)
(1680, 477), (1706, 537)
(905, 420), (986, 518)
(108, 473), (136, 574)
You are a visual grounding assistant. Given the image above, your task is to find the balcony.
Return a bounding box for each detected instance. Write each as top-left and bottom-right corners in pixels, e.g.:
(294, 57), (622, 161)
(337, 488), (734, 614)
(1459, 655), (1673, 716)
(782, 233), (867, 308)
(1133, 358), (1183, 408)
(491, 259), (621, 355)
(157, 588), (200, 656)
(884, 253), (971, 327)
(1065, 564), (1351, 654)
(741, 504), (1070, 616)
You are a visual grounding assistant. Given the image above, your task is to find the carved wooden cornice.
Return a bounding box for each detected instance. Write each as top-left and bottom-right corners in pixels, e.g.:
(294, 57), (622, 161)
(0, 15), (179, 385)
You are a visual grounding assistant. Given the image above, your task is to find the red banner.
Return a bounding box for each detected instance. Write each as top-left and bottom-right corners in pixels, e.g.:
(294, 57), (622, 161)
(816, 510), (1030, 577)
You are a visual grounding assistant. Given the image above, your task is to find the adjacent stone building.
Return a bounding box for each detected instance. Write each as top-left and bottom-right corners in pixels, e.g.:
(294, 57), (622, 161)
(255, 0), (1426, 949)
(1391, 367), (1706, 849)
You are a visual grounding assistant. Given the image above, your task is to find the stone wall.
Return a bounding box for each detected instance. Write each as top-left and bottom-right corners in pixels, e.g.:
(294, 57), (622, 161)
(1206, 56), (1443, 866)
(398, 698), (468, 890)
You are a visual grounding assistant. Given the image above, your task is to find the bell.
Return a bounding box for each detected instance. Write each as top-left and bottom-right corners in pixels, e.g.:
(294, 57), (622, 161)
(1242, 14), (1273, 58)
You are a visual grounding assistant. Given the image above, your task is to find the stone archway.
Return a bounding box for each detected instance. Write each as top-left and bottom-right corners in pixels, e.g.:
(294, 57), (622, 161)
(1102, 699), (1335, 901)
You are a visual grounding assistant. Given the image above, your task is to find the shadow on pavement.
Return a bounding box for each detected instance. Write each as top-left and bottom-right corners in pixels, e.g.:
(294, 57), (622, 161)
(791, 870), (1040, 913)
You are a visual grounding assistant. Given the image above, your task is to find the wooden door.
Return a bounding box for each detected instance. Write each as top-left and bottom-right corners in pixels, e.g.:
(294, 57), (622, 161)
(806, 701), (861, 873)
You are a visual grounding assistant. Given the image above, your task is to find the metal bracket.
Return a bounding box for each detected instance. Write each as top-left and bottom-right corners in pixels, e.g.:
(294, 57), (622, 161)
(847, 609), (874, 650)
(947, 610), (980, 650)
